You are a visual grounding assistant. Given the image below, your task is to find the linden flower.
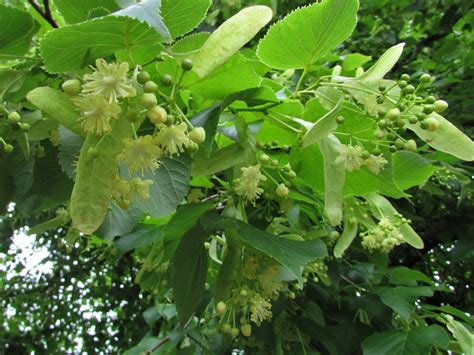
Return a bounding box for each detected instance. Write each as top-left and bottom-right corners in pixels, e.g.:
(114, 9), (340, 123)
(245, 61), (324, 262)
(243, 255), (259, 280)
(234, 165), (267, 203)
(118, 135), (162, 174)
(335, 144), (364, 172)
(72, 95), (121, 135)
(365, 154), (388, 175)
(154, 123), (191, 156)
(129, 177), (154, 200)
(250, 294), (272, 325)
(257, 265), (283, 298)
(82, 59), (136, 102)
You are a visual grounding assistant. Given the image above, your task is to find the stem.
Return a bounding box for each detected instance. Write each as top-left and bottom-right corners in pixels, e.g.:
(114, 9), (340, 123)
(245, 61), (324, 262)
(144, 337), (170, 354)
(27, 0), (58, 28)
(294, 65), (309, 96)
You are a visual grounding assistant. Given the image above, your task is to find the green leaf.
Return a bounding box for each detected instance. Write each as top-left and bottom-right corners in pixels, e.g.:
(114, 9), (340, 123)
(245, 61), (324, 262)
(115, 224), (163, 254)
(113, 0), (171, 41)
(185, 54), (263, 99)
(58, 127), (84, 180)
(171, 32), (210, 55)
(334, 215), (358, 258)
(201, 214), (327, 278)
(303, 301), (326, 326)
(362, 325), (450, 355)
(407, 113), (474, 161)
(97, 202), (142, 241)
(161, 0), (211, 39)
(40, 17), (164, 73)
(27, 87), (84, 137)
(190, 6), (273, 77)
(256, 0), (359, 69)
(342, 53), (372, 71)
(442, 315), (474, 354)
(318, 134), (345, 226)
(190, 103), (221, 154)
(373, 286), (433, 321)
(55, 0), (120, 23)
(388, 267), (434, 286)
(173, 223), (209, 327)
(0, 5), (38, 59)
(129, 155), (192, 218)
(365, 194), (424, 249)
(392, 151), (437, 190)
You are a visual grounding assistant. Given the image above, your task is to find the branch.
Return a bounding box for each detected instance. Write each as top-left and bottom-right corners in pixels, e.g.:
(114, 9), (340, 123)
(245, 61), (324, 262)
(145, 337), (170, 354)
(27, 0), (58, 28)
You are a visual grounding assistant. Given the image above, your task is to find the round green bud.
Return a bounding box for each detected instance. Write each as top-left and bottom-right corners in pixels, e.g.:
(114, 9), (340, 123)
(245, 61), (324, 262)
(403, 85), (416, 94)
(287, 170), (297, 179)
(408, 116), (418, 124)
(147, 105), (167, 125)
(260, 154), (270, 164)
(401, 74), (411, 81)
(372, 147), (382, 156)
(361, 151), (371, 159)
(241, 324), (252, 337)
(216, 301), (227, 316)
(7, 111), (21, 124)
(62, 79), (82, 95)
(3, 144), (13, 154)
(276, 183), (289, 198)
(398, 80), (408, 89)
(398, 103), (407, 112)
(389, 145), (397, 153)
(231, 327), (239, 338)
(281, 145), (290, 152)
(189, 127), (206, 144)
(186, 141), (200, 153)
(117, 198), (131, 210)
(271, 159), (278, 166)
(387, 132), (397, 141)
(420, 73), (431, 84)
(434, 100), (448, 113)
(386, 108), (401, 121)
(222, 324), (232, 334)
(425, 96), (436, 104)
(395, 119), (405, 128)
(288, 291), (296, 299)
(416, 112), (427, 121)
(422, 104), (435, 115)
(143, 81), (158, 93)
(404, 139), (417, 152)
(240, 289), (248, 297)
(20, 123), (30, 132)
(336, 115), (345, 124)
(137, 71), (151, 84)
(140, 93), (157, 108)
(204, 242), (210, 250)
(87, 147), (100, 158)
(378, 85), (386, 92)
(420, 120), (430, 130)
(181, 58), (193, 71)
(36, 145), (45, 158)
(394, 139), (405, 149)
(424, 116), (440, 131)
(378, 119), (387, 129)
(161, 74), (173, 86)
(376, 96), (384, 104)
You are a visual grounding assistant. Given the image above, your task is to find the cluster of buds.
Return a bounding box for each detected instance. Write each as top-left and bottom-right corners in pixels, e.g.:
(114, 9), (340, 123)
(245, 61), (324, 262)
(360, 217), (408, 253)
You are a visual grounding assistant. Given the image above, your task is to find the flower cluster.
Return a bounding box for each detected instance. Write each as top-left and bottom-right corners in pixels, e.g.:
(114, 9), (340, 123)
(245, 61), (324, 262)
(234, 165), (267, 203)
(112, 176), (154, 209)
(361, 217), (405, 253)
(70, 59), (137, 136)
(335, 144), (388, 174)
(304, 258), (329, 284)
(118, 135), (162, 174)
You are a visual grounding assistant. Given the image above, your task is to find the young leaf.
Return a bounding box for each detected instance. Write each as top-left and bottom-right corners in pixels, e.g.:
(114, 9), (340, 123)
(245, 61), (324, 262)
(40, 17), (164, 72)
(407, 112), (474, 161)
(257, 0), (359, 69)
(317, 134), (345, 226)
(0, 5), (38, 59)
(190, 6), (273, 77)
(161, 0), (211, 39)
(172, 223), (210, 327)
(356, 43), (405, 82)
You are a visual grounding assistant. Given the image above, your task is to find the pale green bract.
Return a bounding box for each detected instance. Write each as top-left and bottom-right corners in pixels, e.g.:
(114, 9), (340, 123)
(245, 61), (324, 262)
(256, 0), (359, 69)
(190, 6), (273, 78)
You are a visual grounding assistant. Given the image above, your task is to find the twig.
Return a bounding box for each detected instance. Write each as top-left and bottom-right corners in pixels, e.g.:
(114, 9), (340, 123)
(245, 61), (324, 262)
(27, 0), (58, 28)
(145, 337), (170, 354)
